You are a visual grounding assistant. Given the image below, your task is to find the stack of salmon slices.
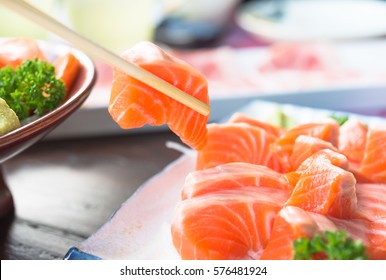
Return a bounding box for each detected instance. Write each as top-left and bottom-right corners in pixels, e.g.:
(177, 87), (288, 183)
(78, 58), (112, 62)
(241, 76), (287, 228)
(171, 115), (386, 259)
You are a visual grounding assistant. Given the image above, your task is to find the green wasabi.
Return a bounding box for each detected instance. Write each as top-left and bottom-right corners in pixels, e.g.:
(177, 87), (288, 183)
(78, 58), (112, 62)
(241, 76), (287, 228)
(0, 97), (20, 135)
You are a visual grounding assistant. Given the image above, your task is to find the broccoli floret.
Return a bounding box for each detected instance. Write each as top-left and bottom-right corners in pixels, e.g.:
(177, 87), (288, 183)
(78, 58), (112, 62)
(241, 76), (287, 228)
(0, 59), (65, 121)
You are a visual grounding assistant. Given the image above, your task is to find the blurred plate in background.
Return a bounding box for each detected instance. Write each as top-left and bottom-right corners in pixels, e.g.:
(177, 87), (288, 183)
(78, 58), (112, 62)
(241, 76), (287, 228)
(236, 0), (386, 42)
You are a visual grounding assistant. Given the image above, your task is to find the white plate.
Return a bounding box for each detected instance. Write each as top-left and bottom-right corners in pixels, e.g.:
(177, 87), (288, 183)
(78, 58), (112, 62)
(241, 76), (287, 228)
(65, 100), (386, 260)
(236, 0), (386, 42)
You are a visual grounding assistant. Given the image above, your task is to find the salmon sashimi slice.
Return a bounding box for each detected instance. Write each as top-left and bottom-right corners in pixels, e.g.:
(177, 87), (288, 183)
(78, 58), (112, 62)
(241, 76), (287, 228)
(284, 146), (349, 190)
(338, 119), (374, 182)
(347, 161), (374, 184)
(352, 183), (386, 221)
(182, 162), (290, 200)
(171, 187), (288, 260)
(196, 123), (282, 171)
(53, 52), (81, 94)
(332, 217), (386, 259)
(366, 219), (386, 259)
(338, 118), (368, 163)
(359, 127), (386, 183)
(228, 112), (284, 138)
(261, 206), (386, 260)
(289, 135), (338, 171)
(260, 206), (337, 260)
(108, 41), (210, 150)
(285, 149), (357, 218)
(0, 38), (46, 68)
(270, 119), (340, 172)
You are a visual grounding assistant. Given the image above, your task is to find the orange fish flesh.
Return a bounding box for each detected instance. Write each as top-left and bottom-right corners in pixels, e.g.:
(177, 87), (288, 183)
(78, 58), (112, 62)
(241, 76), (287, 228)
(260, 206), (337, 260)
(196, 122), (282, 171)
(270, 119), (340, 172)
(338, 118), (368, 163)
(171, 187), (288, 260)
(285, 149), (357, 219)
(228, 112), (284, 137)
(182, 162), (290, 200)
(261, 206), (386, 260)
(108, 41), (210, 150)
(289, 135), (338, 171)
(359, 127), (386, 183)
(0, 38), (46, 68)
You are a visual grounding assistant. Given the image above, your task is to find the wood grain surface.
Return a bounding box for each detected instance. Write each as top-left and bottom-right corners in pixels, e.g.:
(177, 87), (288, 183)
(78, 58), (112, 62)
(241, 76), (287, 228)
(0, 131), (181, 260)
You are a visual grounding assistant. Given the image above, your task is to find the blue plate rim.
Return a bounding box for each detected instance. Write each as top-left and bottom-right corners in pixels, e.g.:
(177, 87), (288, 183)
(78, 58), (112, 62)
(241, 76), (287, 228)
(64, 247), (102, 260)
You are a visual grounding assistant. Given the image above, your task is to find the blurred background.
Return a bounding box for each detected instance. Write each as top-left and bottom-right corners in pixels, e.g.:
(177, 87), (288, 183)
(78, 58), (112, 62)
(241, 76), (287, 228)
(1, 0), (386, 137)
(2, 0), (386, 50)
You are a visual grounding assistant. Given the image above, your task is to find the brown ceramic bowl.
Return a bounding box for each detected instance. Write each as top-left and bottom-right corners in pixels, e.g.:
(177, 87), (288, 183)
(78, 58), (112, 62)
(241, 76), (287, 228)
(0, 39), (96, 218)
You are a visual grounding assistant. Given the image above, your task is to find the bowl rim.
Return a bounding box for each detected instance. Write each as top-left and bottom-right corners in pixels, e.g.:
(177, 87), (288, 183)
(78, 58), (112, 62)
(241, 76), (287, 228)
(0, 38), (96, 147)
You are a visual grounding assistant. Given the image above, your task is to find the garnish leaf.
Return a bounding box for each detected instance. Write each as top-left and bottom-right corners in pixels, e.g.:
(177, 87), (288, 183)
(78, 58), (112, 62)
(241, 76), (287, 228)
(330, 114), (349, 126)
(293, 230), (368, 260)
(0, 59), (65, 121)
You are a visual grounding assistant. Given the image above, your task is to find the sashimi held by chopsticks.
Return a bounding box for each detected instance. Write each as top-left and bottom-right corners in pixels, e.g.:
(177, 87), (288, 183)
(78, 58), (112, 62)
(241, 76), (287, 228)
(109, 42), (210, 150)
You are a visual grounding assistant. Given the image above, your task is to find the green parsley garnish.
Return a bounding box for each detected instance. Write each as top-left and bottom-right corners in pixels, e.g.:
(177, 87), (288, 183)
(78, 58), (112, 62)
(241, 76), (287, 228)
(0, 58), (65, 121)
(330, 114), (349, 126)
(293, 230), (368, 260)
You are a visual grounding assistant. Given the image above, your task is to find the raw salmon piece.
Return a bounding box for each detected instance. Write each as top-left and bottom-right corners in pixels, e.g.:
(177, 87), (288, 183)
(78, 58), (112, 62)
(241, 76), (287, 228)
(353, 183), (386, 221)
(261, 206), (386, 260)
(284, 147), (349, 190)
(347, 162), (374, 184)
(228, 112), (284, 137)
(260, 206), (337, 260)
(366, 219), (386, 259)
(339, 118), (368, 163)
(182, 162), (290, 199)
(295, 146), (349, 171)
(270, 119), (340, 172)
(282, 171), (300, 191)
(196, 123), (282, 171)
(289, 135), (338, 171)
(171, 187), (288, 260)
(108, 41), (210, 150)
(359, 127), (386, 183)
(332, 217), (386, 260)
(285, 149), (357, 218)
(53, 52), (81, 94)
(0, 38), (46, 68)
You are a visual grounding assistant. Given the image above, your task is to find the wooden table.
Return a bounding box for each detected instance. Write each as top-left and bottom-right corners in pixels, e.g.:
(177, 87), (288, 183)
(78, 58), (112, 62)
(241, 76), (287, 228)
(0, 131), (182, 260)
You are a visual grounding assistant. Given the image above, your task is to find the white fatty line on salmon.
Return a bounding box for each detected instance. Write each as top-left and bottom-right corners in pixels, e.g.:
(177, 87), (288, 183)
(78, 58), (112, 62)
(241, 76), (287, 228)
(114, 82), (166, 125)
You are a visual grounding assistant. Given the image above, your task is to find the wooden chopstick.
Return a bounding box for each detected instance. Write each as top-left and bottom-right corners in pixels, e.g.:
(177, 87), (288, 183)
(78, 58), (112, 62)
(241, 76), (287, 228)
(0, 0), (210, 116)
